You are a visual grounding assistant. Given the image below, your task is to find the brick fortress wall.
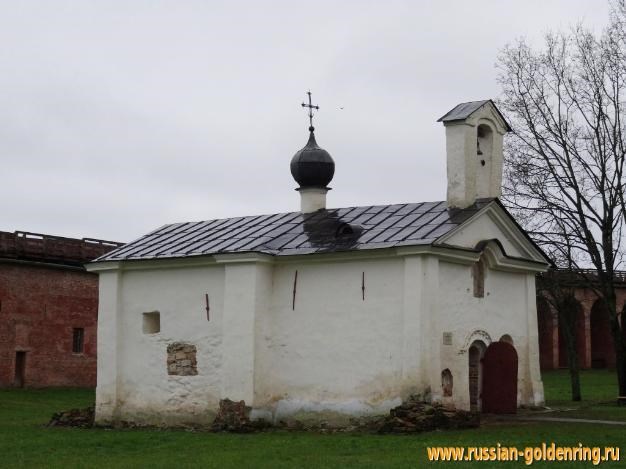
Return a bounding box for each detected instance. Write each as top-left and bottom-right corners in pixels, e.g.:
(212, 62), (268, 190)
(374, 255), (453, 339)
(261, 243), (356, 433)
(536, 269), (626, 370)
(0, 231), (122, 388)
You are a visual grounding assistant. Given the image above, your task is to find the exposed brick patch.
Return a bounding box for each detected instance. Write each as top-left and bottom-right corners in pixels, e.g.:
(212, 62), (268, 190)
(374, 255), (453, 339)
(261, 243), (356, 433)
(166, 343), (198, 376)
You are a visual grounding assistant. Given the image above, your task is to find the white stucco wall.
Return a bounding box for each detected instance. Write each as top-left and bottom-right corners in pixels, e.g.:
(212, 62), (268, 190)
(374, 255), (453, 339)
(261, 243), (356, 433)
(444, 103), (507, 209)
(100, 264), (226, 425)
(432, 261), (543, 411)
(92, 244), (544, 426)
(95, 256), (410, 425)
(254, 258), (406, 420)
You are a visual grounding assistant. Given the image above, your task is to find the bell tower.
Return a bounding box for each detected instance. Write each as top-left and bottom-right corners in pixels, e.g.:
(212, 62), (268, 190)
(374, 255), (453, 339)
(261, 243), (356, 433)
(437, 100), (511, 209)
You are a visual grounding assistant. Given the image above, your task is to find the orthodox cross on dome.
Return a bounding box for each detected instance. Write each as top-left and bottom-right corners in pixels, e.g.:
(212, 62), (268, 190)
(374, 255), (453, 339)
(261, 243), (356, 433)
(301, 90), (319, 131)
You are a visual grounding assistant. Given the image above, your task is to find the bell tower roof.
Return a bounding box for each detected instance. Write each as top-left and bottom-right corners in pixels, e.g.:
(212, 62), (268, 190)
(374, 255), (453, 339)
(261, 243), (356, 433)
(438, 99), (512, 132)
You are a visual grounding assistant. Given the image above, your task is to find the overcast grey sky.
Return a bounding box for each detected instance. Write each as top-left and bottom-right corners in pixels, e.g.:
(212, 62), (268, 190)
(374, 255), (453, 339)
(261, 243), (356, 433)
(0, 1), (611, 242)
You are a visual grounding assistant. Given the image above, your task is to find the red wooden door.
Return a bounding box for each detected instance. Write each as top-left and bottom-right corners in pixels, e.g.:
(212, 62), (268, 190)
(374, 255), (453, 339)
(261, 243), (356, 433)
(482, 341), (518, 414)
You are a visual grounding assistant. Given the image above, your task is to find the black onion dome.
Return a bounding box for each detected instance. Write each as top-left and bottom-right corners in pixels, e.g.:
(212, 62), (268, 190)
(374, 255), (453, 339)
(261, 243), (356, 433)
(290, 128), (335, 188)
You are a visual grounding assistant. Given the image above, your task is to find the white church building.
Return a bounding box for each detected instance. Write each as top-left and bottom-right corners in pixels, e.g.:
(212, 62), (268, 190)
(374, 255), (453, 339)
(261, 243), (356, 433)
(88, 99), (550, 426)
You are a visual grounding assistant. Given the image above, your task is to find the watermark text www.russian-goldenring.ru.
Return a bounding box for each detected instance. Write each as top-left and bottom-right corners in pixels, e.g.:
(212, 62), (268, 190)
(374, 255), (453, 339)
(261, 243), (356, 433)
(427, 443), (619, 465)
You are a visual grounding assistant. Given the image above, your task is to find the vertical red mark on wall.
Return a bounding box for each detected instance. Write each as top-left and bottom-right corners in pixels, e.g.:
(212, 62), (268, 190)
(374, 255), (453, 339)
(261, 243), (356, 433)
(361, 272), (365, 301)
(292, 270), (298, 311)
(205, 293), (210, 321)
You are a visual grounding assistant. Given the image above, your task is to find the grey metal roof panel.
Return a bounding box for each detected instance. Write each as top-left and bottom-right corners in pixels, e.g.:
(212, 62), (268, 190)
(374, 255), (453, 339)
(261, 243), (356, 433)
(437, 100), (513, 132)
(95, 199), (495, 262)
(438, 100), (490, 122)
(394, 238), (437, 247)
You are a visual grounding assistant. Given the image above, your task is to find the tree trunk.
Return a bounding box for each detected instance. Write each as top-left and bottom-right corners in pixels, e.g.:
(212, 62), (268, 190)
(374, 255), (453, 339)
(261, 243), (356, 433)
(559, 311), (582, 401)
(609, 315), (626, 398)
(602, 291), (626, 398)
(566, 345), (582, 402)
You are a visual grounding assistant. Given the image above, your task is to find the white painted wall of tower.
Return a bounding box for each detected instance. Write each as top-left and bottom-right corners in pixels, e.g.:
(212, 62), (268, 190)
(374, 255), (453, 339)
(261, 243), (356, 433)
(444, 103), (508, 209)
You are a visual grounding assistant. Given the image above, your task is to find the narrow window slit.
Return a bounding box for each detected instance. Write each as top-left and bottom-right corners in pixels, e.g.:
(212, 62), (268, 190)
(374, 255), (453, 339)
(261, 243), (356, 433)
(72, 328), (84, 353)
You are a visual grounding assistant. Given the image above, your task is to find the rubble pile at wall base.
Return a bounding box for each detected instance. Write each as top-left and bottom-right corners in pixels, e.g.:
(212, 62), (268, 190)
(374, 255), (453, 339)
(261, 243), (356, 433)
(210, 399), (270, 433)
(46, 397), (479, 433)
(209, 397), (479, 434)
(48, 407), (95, 429)
(376, 396), (480, 434)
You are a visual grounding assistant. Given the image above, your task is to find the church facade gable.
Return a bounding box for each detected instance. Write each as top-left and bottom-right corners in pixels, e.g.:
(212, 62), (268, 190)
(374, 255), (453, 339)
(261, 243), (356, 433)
(436, 201), (548, 265)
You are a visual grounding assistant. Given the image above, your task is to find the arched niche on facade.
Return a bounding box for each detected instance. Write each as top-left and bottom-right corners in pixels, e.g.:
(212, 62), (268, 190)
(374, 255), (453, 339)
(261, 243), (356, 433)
(499, 334), (514, 345)
(468, 340), (487, 412)
(441, 368), (453, 398)
(459, 329), (492, 355)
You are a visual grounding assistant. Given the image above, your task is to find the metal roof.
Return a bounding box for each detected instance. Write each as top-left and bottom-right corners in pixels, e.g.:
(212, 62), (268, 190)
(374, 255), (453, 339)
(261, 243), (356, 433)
(437, 100), (512, 131)
(96, 199), (494, 262)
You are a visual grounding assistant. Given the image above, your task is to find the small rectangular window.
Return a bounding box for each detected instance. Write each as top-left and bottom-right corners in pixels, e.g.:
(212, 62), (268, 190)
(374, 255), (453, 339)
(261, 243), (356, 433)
(72, 328), (84, 353)
(143, 312), (161, 334)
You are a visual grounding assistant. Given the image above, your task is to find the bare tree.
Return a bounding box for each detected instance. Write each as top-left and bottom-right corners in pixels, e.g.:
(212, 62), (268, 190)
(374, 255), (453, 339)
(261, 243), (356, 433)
(498, 1), (626, 399)
(537, 270), (583, 401)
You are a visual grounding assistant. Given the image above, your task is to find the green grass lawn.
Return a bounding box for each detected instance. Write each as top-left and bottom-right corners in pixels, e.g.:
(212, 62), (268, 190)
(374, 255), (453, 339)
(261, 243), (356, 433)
(0, 372), (625, 468)
(542, 368), (619, 404)
(541, 368), (626, 421)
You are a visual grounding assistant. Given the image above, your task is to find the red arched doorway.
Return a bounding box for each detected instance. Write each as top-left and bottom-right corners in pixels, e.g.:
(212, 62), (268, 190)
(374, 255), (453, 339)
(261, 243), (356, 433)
(482, 341), (518, 414)
(590, 299), (614, 368)
(468, 340), (486, 412)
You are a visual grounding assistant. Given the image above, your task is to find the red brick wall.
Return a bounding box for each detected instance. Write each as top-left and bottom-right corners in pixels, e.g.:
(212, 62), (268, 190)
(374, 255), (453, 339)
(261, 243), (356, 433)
(0, 263), (98, 388)
(536, 281), (626, 370)
(537, 298), (555, 370)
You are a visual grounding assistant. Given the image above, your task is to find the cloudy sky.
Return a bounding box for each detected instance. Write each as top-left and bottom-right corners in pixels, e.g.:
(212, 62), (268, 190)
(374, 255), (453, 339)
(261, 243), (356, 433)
(0, 1), (610, 242)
